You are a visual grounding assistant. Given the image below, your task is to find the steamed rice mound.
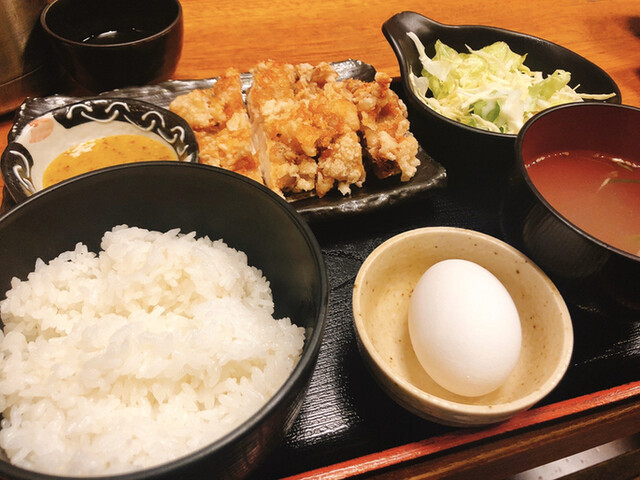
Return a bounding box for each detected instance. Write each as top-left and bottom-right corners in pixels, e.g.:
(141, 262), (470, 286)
(0, 225), (305, 476)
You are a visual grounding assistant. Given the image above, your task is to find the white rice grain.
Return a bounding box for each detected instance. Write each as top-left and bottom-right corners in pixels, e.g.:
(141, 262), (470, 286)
(0, 225), (305, 476)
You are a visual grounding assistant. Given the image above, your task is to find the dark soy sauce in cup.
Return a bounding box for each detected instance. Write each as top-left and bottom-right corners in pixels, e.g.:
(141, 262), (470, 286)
(82, 28), (152, 45)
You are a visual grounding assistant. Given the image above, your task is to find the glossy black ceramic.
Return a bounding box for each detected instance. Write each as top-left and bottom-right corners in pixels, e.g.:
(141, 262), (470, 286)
(1, 98), (199, 203)
(382, 12), (621, 182)
(40, 0), (183, 93)
(502, 103), (640, 312)
(0, 162), (328, 480)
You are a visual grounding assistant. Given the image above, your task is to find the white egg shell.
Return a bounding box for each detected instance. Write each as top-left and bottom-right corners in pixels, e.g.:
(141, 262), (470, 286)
(408, 258), (522, 397)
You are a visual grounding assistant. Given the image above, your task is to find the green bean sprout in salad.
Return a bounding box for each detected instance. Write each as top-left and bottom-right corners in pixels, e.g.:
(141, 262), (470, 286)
(406, 33), (616, 134)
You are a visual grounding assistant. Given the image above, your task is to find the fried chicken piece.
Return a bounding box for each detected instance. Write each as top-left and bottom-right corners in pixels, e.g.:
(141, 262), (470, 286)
(295, 61), (339, 92)
(315, 130), (364, 196)
(342, 72), (420, 181)
(172, 62), (418, 198)
(297, 67), (365, 196)
(169, 68), (263, 184)
(247, 60), (321, 196)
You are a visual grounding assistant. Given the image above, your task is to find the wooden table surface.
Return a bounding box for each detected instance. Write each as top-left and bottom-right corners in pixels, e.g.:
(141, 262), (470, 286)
(1, 0), (639, 478)
(1, 0), (640, 189)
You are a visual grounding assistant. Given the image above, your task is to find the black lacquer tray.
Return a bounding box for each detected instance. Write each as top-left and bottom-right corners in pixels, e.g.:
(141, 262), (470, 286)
(1, 73), (638, 479)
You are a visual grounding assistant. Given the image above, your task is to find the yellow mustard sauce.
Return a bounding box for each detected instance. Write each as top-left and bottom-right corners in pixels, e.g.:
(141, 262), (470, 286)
(43, 134), (178, 188)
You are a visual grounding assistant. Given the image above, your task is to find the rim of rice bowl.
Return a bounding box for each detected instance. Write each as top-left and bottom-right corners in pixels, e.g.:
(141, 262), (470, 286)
(0, 165), (329, 479)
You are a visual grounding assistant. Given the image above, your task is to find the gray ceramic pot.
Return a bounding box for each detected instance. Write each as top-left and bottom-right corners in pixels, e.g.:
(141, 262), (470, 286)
(0, 0), (57, 114)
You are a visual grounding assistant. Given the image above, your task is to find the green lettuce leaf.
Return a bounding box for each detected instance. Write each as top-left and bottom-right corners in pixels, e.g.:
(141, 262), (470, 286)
(406, 34), (615, 134)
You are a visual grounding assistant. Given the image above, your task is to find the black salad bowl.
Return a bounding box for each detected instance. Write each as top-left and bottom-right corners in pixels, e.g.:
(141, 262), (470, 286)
(382, 11), (621, 184)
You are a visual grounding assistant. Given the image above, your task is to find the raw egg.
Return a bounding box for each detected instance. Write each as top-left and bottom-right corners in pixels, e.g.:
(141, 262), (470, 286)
(408, 259), (522, 397)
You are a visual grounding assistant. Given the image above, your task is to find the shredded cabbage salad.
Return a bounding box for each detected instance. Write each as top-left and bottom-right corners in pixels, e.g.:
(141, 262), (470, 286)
(407, 33), (615, 134)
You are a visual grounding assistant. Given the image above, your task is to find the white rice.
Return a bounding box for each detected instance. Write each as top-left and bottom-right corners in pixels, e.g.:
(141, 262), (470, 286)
(0, 225), (305, 476)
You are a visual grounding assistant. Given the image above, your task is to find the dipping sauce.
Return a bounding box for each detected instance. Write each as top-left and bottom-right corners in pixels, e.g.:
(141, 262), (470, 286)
(43, 134), (177, 187)
(526, 150), (640, 256)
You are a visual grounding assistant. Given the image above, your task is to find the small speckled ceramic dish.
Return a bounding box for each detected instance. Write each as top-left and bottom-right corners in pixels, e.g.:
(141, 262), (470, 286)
(352, 227), (573, 427)
(1, 97), (198, 203)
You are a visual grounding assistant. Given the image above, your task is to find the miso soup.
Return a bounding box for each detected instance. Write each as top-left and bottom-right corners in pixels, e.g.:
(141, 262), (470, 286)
(526, 149), (640, 257)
